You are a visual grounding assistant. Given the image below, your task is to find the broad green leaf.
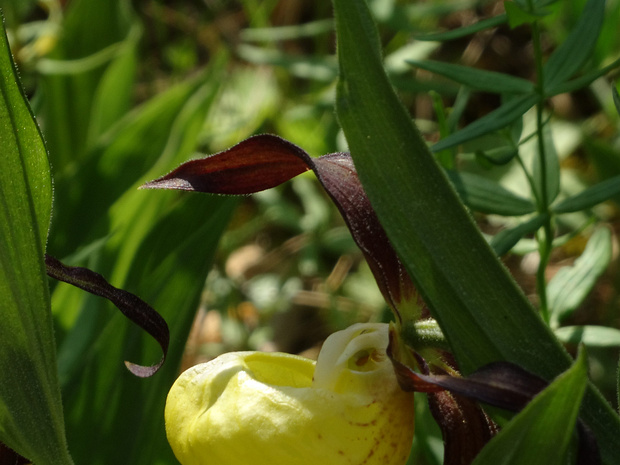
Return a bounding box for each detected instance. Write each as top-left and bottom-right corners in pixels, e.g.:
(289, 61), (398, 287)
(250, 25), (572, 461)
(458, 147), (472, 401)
(543, 0), (605, 90)
(532, 122), (560, 205)
(552, 174), (620, 214)
(472, 350), (589, 465)
(0, 20), (72, 465)
(490, 214), (548, 256)
(613, 85), (620, 116)
(555, 325), (620, 348)
(446, 171), (536, 216)
(332, 1), (620, 462)
(407, 60), (534, 94)
(432, 94), (539, 152)
(548, 228), (612, 328)
(414, 14), (507, 41)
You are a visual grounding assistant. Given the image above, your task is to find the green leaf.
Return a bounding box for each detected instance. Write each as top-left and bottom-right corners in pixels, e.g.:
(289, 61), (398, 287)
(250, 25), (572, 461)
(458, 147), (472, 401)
(476, 146), (518, 165)
(334, 0), (559, 379)
(548, 228), (612, 328)
(555, 325), (620, 348)
(237, 44), (338, 82)
(504, 1), (543, 28)
(332, 1), (620, 462)
(472, 350), (589, 465)
(490, 214), (548, 256)
(36, 0), (134, 169)
(543, 0), (605, 90)
(432, 94), (539, 152)
(532, 123), (561, 205)
(240, 18), (334, 41)
(35, 40), (125, 75)
(87, 24), (140, 146)
(552, 174), (620, 214)
(414, 14), (507, 42)
(407, 60), (534, 94)
(49, 70), (216, 257)
(546, 56), (620, 97)
(446, 171), (536, 216)
(0, 18), (73, 465)
(613, 85), (620, 116)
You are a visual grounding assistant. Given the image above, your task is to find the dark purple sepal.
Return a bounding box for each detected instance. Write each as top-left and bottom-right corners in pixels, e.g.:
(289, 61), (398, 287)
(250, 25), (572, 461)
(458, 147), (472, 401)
(141, 135), (310, 194)
(142, 134), (422, 323)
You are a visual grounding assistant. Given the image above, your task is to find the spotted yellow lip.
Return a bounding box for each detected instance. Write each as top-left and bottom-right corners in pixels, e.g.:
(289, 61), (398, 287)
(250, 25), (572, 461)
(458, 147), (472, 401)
(165, 323), (415, 465)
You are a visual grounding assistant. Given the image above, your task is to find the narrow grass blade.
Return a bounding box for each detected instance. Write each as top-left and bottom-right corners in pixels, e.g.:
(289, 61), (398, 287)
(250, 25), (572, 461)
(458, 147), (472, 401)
(408, 60), (534, 94)
(447, 171), (536, 216)
(490, 214), (548, 256)
(241, 18), (334, 41)
(432, 94), (539, 152)
(552, 174), (620, 214)
(414, 14), (507, 41)
(543, 0), (605, 90)
(547, 57), (620, 97)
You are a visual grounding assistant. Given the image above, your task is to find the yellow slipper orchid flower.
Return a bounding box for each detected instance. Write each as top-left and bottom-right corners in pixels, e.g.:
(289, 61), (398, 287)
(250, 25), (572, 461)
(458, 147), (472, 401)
(165, 322), (415, 465)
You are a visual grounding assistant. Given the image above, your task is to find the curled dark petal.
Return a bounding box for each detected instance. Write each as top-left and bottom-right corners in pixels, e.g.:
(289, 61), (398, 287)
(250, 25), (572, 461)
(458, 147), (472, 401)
(390, 347), (548, 411)
(45, 254), (169, 377)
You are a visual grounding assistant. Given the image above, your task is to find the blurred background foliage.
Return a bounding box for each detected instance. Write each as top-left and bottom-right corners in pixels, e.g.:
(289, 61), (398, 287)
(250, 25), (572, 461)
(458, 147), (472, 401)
(2, 0), (620, 463)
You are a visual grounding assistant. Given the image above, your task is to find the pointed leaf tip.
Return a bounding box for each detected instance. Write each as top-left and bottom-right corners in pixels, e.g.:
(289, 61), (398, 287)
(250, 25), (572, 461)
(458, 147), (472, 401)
(141, 134), (312, 194)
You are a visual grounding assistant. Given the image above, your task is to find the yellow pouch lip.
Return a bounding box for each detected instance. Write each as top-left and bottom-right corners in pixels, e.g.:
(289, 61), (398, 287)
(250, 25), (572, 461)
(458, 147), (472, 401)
(165, 324), (415, 465)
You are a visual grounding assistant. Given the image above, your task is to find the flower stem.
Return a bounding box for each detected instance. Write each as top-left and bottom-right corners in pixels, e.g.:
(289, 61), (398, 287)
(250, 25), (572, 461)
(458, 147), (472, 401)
(530, 14), (553, 324)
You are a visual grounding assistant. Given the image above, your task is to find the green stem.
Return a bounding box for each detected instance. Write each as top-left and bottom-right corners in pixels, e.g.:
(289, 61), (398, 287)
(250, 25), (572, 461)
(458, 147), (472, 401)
(515, 152), (541, 207)
(530, 17), (553, 324)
